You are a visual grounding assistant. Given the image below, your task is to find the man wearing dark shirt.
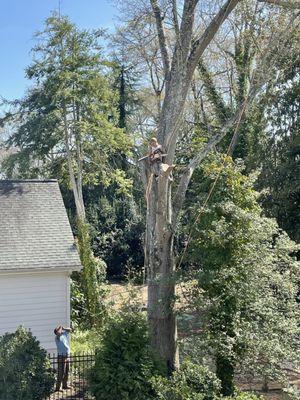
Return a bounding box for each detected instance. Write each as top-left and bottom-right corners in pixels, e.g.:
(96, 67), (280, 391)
(54, 325), (72, 392)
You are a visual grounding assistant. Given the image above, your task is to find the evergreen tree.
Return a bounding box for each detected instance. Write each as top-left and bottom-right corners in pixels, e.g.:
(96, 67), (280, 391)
(259, 34), (300, 242)
(1, 13), (130, 214)
(0, 13), (131, 326)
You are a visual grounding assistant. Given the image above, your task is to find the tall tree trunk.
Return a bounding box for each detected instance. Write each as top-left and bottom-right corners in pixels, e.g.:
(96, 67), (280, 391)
(145, 164), (178, 371)
(63, 102), (86, 220)
(145, 0), (243, 372)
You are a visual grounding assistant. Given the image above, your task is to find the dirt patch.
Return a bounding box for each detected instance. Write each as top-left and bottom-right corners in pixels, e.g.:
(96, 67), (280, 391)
(106, 283), (148, 309)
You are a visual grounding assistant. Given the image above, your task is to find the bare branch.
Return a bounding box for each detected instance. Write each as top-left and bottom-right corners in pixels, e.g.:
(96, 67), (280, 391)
(187, 0), (241, 75)
(150, 0), (171, 78)
(258, 0), (300, 9)
(171, 0), (180, 39)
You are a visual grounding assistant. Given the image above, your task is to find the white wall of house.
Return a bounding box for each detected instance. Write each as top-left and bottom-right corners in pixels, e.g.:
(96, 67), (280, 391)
(0, 270), (71, 354)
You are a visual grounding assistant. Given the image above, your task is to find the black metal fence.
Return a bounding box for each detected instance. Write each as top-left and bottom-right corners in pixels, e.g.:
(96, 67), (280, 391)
(48, 353), (95, 400)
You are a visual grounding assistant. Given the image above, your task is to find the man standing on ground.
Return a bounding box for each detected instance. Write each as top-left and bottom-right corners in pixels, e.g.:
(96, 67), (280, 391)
(54, 325), (72, 392)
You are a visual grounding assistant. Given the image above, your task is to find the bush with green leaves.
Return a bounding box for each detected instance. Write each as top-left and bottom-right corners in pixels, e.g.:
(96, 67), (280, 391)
(185, 156), (300, 396)
(229, 393), (263, 400)
(283, 386), (300, 400)
(0, 327), (55, 400)
(88, 310), (160, 400)
(152, 360), (221, 400)
(75, 219), (108, 328)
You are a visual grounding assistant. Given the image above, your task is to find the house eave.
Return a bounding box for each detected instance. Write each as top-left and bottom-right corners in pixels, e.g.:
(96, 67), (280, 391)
(0, 264), (82, 275)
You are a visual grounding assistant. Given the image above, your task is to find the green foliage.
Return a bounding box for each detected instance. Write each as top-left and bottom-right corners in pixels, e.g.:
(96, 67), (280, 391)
(74, 219), (108, 327)
(71, 328), (102, 355)
(0, 13), (144, 282)
(152, 360), (221, 400)
(0, 327), (55, 400)
(229, 393), (263, 400)
(87, 193), (145, 279)
(88, 310), (160, 400)
(185, 156), (300, 395)
(283, 386), (300, 400)
(198, 60), (231, 125)
(258, 34), (300, 242)
(1, 13), (130, 185)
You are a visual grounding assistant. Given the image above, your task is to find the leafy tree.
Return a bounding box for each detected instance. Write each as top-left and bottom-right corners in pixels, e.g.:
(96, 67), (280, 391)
(0, 327), (55, 400)
(75, 219), (108, 326)
(1, 13), (130, 218)
(88, 310), (160, 400)
(184, 157), (300, 395)
(61, 176), (145, 281)
(0, 13), (133, 325)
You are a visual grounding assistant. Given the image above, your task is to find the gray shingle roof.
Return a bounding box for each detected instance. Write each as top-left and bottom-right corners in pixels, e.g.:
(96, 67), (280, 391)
(0, 180), (82, 272)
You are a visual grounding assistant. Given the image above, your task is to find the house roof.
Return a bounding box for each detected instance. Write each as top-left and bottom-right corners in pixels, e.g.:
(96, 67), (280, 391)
(0, 180), (82, 272)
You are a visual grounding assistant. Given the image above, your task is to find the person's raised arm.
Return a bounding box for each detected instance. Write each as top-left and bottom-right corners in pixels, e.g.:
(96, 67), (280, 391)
(62, 327), (72, 332)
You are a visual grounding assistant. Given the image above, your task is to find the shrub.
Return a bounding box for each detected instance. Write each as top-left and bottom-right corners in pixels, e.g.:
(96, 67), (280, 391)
(0, 326), (55, 400)
(283, 386), (300, 400)
(71, 328), (101, 355)
(88, 310), (160, 400)
(152, 360), (221, 400)
(231, 393), (263, 400)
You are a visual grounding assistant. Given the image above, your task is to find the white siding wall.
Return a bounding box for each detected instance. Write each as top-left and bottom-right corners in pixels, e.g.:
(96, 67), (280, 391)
(0, 271), (70, 354)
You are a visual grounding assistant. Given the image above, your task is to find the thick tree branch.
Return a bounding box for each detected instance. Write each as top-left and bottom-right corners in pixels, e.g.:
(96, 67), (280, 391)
(150, 0), (171, 79)
(179, 0), (199, 55)
(187, 0), (241, 76)
(162, 0), (240, 156)
(258, 0), (300, 8)
(172, 0), (180, 39)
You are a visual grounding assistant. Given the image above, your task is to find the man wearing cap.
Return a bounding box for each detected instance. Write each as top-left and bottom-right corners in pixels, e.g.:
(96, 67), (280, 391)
(54, 325), (72, 392)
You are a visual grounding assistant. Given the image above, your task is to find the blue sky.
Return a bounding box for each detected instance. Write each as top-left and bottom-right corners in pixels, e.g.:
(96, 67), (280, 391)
(0, 0), (117, 101)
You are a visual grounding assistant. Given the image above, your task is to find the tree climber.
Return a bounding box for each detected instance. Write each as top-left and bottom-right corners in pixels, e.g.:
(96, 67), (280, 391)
(148, 137), (164, 181)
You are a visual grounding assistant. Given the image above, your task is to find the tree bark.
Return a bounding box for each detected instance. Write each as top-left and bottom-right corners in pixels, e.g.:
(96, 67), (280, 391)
(145, 164), (179, 372)
(63, 102), (86, 220)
